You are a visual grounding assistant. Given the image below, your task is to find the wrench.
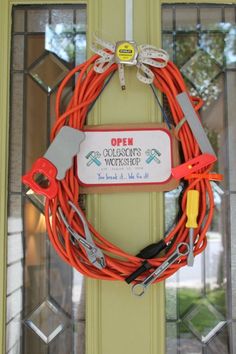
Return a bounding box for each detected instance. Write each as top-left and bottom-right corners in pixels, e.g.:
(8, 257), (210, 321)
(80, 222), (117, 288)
(132, 242), (189, 296)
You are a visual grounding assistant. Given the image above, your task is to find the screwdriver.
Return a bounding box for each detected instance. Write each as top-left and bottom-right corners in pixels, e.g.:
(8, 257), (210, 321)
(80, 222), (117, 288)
(186, 190), (199, 267)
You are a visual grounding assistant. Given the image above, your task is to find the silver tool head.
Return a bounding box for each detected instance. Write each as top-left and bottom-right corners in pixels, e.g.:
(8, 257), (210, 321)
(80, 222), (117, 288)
(59, 202), (106, 270)
(176, 92), (216, 157)
(45, 127), (85, 180)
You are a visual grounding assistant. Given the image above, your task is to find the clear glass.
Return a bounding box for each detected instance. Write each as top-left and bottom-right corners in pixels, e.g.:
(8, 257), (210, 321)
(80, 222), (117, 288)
(29, 53), (69, 92)
(24, 299), (70, 344)
(7, 5), (87, 354)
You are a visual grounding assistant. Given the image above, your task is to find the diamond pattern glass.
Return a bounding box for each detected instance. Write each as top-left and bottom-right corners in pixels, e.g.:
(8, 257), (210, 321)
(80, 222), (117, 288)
(45, 24), (86, 65)
(176, 7), (198, 31)
(207, 325), (229, 354)
(27, 35), (45, 67)
(9, 73), (23, 192)
(201, 32), (225, 65)
(178, 323), (202, 354)
(30, 53), (68, 92)
(199, 75), (223, 110)
(8, 5), (87, 354)
(183, 298), (226, 343)
(162, 34), (173, 61)
(225, 26), (236, 68)
(181, 49), (222, 92)
(166, 277), (177, 321)
(176, 34), (198, 67)
(166, 322), (177, 354)
(27, 9), (49, 32)
(178, 260), (203, 316)
(162, 5), (234, 354)
(25, 188), (46, 213)
(200, 7), (222, 30)
(24, 299), (70, 344)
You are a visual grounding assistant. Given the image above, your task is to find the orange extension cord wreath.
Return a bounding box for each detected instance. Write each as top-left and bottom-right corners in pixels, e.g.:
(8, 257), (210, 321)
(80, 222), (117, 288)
(23, 48), (221, 292)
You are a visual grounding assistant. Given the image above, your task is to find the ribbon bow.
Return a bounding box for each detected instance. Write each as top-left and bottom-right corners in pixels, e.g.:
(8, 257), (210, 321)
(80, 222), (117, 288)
(91, 35), (169, 89)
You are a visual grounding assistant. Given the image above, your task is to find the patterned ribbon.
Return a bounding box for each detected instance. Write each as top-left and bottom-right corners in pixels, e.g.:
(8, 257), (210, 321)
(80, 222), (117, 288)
(90, 35), (169, 88)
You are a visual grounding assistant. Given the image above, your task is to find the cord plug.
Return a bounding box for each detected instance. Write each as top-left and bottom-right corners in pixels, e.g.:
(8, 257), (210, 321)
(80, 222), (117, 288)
(125, 261), (152, 284)
(136, 239), (167, 259)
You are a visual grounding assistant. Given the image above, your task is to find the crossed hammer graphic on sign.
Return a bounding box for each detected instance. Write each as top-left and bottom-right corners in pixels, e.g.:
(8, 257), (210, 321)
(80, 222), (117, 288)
(145, 149), (161, 164)
(85, 151), (102, 166)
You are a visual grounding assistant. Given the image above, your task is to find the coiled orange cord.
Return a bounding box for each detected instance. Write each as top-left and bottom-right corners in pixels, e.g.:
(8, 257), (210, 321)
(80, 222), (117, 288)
(44, 54), (215, 283)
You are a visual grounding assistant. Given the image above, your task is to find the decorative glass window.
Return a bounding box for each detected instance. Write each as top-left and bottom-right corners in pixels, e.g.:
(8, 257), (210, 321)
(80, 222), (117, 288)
(7, 5), (86, 354)
(162, 4), (236, 354)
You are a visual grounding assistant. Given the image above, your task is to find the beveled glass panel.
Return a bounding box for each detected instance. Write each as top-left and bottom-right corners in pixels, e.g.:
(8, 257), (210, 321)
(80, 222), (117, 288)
(162, 4), (235, 354)
(7, 288), (23, 323)
(176, 7), (198, 31)
(12, 35), (24, 70)
(230, 194), (236, 319)
(165, 185), (184, 232)
(206, 326), (229, 354)
(24, 299), (69, 344)
(200, 7), (222, 30)
(225, 8), (236, 24)
(51, 9), (74, 25)
(75, 33), (86, 65)
(201, 32), (225, 65)
(24, 201), (47, 313)
(183, 298), (226, 343)
(8, 234), (23, 265)
(76, 8), (87, 29)
(29, 53), (69, 92)
(25, 75), (47, 171)
(6, 315), (22, 353)
(178, 323), (202, 354)
(205, 214), (227, 316)
(74, 322), (85, 354)
(8, 6), (87, 354)
(227, 71), (236, 192)
(181, 49), (222, 92)
(166, 322), (177, 354)
(178, 254), (203, 316)
(49, 76), (74, 130)
(45, 24), (86, 64)
(9, 73), (23, 193)
(13, 9), (25, 32)
(162, 8), (173, 31)
(27, 35), (45, 67)
(49, 327), (73, 354)
(176, 33), (198, 67)
(49, 243), (73, 316)
(162, 34), (173, 61)
(231, 322), (236, 348)
(199, 75), (224, 111)
(8, 194), (22, 233)
(24, 325), (47, 354)
(166, 273), (178, 321)
(73, 273), (85, 321)
(27, 9), (49, 32)
(25, 188), (46, 214)
(7, 262), (23, 295)
(225, 26), (236, 68)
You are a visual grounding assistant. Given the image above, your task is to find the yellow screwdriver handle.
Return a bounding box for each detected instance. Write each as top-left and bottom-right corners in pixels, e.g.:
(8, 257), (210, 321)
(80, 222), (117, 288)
(186, 190), (199, 228)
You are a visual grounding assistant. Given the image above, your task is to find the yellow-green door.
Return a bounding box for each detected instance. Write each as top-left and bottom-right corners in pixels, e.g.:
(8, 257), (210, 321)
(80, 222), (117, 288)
(1, 1), (236, 354)
(0, 1), (165, 354)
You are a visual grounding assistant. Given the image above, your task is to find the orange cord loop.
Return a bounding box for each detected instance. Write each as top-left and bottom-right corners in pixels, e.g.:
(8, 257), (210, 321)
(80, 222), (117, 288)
(44, 55), (216, 284)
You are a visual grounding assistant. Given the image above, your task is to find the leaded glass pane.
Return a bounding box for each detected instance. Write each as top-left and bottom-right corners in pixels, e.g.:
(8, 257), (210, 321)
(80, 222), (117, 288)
(162, 4), (236, 354)
(7, 5), (87, 354)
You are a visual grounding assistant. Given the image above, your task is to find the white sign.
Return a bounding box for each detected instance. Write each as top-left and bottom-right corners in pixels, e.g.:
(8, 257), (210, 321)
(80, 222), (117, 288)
(77, 128), (173, 186)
